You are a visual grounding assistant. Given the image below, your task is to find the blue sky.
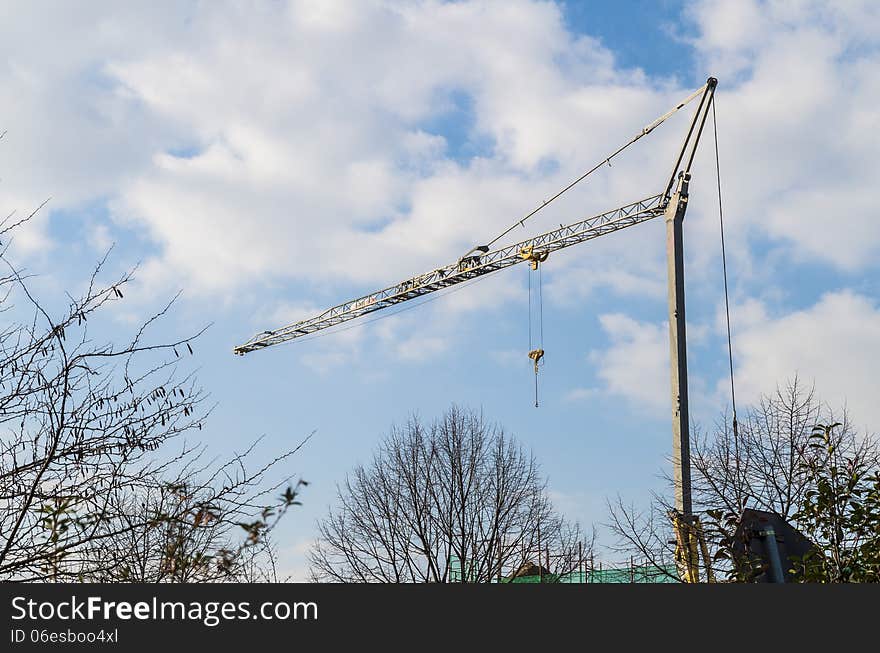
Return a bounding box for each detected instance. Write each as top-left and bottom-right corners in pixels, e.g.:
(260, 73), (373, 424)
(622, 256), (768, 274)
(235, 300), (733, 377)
(2, 1), (879, 579)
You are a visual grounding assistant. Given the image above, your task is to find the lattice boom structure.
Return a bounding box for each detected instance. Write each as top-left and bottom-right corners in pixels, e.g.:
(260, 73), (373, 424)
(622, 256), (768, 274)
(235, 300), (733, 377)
(234, 194), (665, 354)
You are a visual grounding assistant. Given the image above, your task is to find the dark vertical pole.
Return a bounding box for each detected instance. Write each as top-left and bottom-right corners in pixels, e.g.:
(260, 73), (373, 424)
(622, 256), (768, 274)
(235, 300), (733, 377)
(460, 543), (466, 583)
(537, 521), (542, 583)
(497, 535), (501, 583)
(760, 528), (786, 583)
(665, 171), (693, 517)
(578, 541), (583, 584)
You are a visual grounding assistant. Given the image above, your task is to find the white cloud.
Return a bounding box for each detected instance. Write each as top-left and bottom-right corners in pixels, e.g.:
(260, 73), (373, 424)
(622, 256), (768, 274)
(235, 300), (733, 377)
(583, 311), (715, 417)
(730, 290), (880, 431)
(100, 0), (879, 324)
(0, 2), (191, 254)
(588, 313), (670, 414)
(4, 2), (878, 284)
(2, 0), (703, 302)
(682, 0), (880, 278)
(584, 290), (880, 432)
(563, 387), (598, 403)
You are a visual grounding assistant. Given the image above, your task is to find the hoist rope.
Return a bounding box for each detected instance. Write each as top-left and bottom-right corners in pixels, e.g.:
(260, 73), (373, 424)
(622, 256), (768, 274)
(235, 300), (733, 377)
(527, 265), (545, 407)
(527, 267), (543, 351)
(528, 268), (533, 352)
(539, 265), (544, 347)
(712, 97), (738, 430)
(533, 365), (539, 408)
(479, 83), (708, 252)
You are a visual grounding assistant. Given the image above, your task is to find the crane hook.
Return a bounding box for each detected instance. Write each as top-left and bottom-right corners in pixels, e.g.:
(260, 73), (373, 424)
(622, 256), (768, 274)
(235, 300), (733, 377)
(528, 348), (544, 407)
(528, 348), (544, 373)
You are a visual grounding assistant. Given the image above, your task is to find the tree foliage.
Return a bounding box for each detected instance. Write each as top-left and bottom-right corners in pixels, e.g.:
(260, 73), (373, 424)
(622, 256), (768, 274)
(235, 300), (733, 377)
(789, 423), (880, 582)
(608, 378), (880, 582)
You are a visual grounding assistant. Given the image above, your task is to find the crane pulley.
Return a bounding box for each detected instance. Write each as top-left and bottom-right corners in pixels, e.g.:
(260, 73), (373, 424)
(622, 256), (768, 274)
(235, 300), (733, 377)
(519, 245), (549, 269)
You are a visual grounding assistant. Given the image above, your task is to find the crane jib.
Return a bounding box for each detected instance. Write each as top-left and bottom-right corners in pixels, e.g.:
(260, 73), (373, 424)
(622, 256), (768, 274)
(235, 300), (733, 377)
(233, 193), (665, 355)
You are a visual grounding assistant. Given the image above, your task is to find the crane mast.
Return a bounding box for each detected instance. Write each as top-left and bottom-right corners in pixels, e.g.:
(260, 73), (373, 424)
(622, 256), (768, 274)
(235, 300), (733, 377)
(663, 76), (717, 583)
(235, 77), (720, 581)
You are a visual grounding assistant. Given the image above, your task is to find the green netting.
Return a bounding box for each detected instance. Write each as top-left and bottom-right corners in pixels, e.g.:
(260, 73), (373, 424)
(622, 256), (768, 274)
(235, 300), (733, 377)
(503, 566), (677, 584)
(449, 557), (678, 583)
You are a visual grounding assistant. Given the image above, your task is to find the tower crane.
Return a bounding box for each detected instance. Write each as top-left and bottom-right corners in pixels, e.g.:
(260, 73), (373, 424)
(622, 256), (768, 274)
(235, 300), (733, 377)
(235, 77), (720, 582)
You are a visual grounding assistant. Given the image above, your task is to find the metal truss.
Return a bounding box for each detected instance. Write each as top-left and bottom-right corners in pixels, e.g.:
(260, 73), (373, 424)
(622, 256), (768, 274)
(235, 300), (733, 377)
(234, 193), (665, 354)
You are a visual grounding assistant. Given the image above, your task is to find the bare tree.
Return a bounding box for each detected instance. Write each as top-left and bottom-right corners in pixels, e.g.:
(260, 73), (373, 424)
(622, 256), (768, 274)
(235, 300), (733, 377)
(71, 444), (309, 583)
(309, 406), (592, 583)
(692, 377), (878, 519)
(605, 494), (682, 582)
(607, 377), (879, 581)
(0, 214), (306, 582)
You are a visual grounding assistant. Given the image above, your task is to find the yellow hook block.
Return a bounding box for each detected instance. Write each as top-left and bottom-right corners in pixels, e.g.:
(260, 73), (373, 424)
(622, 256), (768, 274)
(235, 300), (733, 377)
(520, 245), (549, 270)
(528, 348), (544, 374)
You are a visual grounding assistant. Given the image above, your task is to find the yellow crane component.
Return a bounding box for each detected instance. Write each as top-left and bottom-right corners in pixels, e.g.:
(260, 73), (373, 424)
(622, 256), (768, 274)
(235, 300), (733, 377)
(669, 510), (715, 583)
(528, 348), (544, 373)
(519, 245), (549, 269)
(528, 348), (545, 408)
